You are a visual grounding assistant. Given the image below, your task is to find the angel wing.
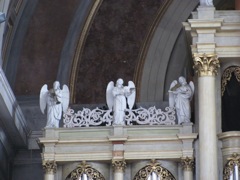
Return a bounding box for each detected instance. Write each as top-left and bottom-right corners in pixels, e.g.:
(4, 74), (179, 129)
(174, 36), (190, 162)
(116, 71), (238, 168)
(127, 81), (136, 110)
(106, 81), (114, 110)
(189, 81), (194, 100)
(169, 80), (178, 107)
(39, 84), (48, 114)
(62, 85), (70, 113)
(169, 80), (178, 91)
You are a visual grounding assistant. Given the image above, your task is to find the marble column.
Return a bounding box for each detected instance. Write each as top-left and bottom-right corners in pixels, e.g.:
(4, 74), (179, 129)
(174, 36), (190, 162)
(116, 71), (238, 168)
(112, 160), (126, 180)
(193, 53), (220, 180)
(181, 157), (194, 180)
(42, 160), (57, 180)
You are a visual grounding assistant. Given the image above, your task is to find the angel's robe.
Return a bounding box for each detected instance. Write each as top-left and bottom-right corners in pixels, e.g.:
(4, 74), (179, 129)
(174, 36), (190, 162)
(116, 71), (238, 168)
(112, 86), (128, 125)
(174, 84), (193, 124)
(46, 88), (62, 128)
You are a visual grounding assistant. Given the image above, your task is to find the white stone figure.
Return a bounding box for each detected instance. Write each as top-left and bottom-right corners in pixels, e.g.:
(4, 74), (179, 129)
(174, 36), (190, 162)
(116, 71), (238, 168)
(169, 77), (194, 124)
(106, 78), (136, 125)
(0, 12), (5, 23)
(40, 81), (69, 128)
(200, 0), (213, 6)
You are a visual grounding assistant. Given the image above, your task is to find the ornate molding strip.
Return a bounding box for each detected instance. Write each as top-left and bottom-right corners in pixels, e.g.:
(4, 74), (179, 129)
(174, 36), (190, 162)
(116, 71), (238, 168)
(193, 53), (220, 77)
(221, 66), (240, 96)
(223, 153), (240, 180)
(70, 161), (105, 180)
(112, 160), (126, 172)
(63, 106), (176, 127)
(42, 160), (57, 174)
(133, 159), (176, 180)
(181, 157), (195, 171)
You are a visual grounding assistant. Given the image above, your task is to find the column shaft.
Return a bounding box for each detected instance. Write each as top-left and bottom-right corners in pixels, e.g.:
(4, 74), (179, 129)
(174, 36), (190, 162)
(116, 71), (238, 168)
(44, 173), (54, 180)
(183, 170), (193, 180)
(114, 171), (124, 180)
(198, 76), (218, 180)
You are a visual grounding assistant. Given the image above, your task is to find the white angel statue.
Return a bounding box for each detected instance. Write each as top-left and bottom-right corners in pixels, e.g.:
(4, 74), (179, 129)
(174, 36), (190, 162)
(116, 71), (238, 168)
(169, 76), (194, 124)
(106, 78), (136, 125)
(40, 81), (69, 128)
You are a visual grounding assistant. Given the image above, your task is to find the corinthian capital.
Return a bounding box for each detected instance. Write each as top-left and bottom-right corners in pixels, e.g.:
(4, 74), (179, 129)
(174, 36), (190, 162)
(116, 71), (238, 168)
(181, 157), (195, 171)
(42, 160), (57, 174)
(193, 53), (220, 77)
(112, 160), (126, 172)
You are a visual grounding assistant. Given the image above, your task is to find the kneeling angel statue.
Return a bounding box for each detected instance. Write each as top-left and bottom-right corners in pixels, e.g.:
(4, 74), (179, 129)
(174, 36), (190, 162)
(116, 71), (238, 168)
(169, 77), (194, 124)
(106, 78), (136, 125)
(40, 81), (70, 128)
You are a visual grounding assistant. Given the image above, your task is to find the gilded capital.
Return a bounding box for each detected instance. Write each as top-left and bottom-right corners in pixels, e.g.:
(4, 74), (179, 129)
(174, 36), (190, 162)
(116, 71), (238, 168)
(181, 157), (194, 171)
(112, 160), (126, 172)
(42, 160), (57, 174)
(224, 153), (240, 180)
(193, 53), (220, 77)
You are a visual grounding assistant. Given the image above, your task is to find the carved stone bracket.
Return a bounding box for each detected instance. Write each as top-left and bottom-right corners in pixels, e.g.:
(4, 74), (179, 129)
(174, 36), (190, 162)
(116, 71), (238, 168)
(42, 160), (57, 174)
(112, 160), (126, 172)
(223, 153), (240, 180)
(193, 53), (220, 77)
(181, 157), (195, 171)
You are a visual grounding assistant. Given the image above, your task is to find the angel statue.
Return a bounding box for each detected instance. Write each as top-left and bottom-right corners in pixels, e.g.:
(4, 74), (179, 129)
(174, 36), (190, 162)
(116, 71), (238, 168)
(106, 78), (136, 125)
(40, 81), (69, 128)
(169, 76), (194, 124)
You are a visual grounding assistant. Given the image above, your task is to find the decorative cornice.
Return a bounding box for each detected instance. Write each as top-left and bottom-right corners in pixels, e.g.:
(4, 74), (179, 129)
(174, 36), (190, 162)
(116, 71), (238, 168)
(181, 157), (195, 171)
(42, 160), (57, 174)
(70, 161), (105, 180)
(112, 160), (126, 172)
(224, 153), (240, 180)
(193, 53), (220, 77)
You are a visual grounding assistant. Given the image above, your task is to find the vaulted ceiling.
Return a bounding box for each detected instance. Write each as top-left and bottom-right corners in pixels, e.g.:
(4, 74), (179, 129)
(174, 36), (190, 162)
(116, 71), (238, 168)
(2, 0), (234, 105)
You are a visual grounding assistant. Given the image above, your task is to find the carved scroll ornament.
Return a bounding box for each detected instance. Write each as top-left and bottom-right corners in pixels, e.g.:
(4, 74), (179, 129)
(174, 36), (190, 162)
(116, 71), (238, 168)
(133, 160), (176, 180)
(112, 160), (126, 172)
(63, 106), (176, 127)
(42, 160), (57, 174)
(193, 53), (220, 77)
(221, 66), (240, 96)
(223, 153), (240, 180)
(70, 161), (105, 180)
(181, 157), (195, 171)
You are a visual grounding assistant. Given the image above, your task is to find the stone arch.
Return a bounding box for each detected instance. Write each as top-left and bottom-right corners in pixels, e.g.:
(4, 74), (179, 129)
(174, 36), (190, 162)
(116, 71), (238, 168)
(138, 0), (199, 102)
